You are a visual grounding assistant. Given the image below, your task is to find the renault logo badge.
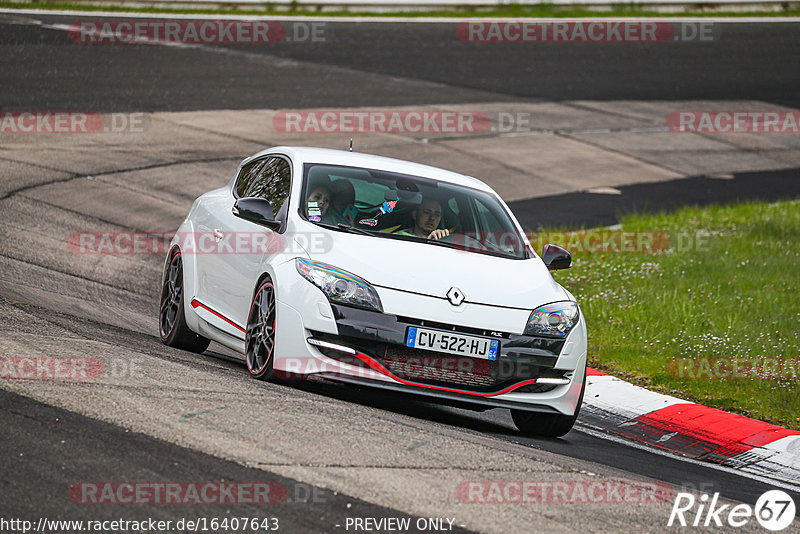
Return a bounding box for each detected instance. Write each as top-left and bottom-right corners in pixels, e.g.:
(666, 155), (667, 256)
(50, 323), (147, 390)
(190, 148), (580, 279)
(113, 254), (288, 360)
(446, 287), (465, 306)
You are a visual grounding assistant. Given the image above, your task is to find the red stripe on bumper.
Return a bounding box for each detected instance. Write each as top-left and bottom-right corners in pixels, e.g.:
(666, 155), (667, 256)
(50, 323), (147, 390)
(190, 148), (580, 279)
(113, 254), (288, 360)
(349, 350), (541, 398)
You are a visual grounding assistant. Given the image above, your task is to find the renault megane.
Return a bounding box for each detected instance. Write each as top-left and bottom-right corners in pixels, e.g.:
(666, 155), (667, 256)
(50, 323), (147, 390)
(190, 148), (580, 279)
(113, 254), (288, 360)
(159, 146), (586, 437)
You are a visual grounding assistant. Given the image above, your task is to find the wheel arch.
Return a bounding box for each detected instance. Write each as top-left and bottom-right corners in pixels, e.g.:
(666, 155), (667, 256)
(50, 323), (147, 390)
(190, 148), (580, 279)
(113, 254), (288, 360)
(167, 217), (199, 304)
(164, 241), (201, 334)
(162, 244), (181, 285)
(246, 271), (278, 380)
(253, 270), (276, 300)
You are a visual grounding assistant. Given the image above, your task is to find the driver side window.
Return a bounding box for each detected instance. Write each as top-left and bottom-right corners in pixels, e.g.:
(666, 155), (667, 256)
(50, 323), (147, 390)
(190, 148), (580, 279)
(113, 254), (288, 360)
(235, 156), (292, 222)
(235, 159), (266, 198)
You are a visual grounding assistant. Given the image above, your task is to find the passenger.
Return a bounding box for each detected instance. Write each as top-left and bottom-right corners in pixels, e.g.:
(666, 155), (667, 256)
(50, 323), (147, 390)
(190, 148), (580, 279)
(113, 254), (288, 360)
(398, 198), (450, 241)
(330, 179), (357, 225)
(306, 185), (333, 223)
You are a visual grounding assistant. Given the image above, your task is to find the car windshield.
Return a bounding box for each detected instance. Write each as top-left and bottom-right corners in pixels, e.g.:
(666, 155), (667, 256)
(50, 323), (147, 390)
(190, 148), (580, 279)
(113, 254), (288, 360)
(300, 163), (531, 260)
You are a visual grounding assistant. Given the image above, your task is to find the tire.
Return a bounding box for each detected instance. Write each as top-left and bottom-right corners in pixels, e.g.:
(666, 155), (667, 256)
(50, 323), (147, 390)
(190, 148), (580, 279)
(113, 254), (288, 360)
(159, 250), (211, 353)
(511, 371), (586, 438)
(245, 279), (276, 381)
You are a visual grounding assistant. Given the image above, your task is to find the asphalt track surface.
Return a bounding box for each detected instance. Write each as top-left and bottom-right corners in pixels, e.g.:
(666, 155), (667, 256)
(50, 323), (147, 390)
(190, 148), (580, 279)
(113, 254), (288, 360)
(508, 167), (800, 229)
(2, 12), (800, 533)
(1, 389), (457, 533)
(0, 16), (799, 111)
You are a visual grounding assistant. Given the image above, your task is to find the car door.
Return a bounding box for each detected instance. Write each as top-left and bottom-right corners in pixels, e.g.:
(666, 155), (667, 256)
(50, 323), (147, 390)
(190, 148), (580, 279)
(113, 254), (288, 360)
(201, 155), (293, 332)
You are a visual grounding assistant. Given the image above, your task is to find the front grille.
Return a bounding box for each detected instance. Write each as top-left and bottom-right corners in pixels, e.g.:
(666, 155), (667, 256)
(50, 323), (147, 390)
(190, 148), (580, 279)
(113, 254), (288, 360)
(312, 332), (567, 393)
(381, 350), (499, 389)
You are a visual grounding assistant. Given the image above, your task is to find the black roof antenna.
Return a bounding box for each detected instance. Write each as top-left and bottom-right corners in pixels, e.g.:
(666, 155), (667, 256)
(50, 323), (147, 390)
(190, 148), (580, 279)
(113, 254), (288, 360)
(349, 138), (353, 152)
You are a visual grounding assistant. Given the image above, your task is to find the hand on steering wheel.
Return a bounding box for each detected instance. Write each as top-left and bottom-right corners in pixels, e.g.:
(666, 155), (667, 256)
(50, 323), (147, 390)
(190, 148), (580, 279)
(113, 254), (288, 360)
(427, 228), (451, 241)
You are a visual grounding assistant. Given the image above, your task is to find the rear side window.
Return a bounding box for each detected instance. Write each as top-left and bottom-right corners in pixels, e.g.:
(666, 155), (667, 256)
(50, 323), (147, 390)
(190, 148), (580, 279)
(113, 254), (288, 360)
(235, 156), (292, 216)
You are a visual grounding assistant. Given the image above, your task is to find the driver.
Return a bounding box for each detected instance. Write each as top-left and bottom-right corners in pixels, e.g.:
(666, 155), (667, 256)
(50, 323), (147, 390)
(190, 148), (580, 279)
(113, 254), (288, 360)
(398, 198), (450, 241)
(330, 179), (357, 225)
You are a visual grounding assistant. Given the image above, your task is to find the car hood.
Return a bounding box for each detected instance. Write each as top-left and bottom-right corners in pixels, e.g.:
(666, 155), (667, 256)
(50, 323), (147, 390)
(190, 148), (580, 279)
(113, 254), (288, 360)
(304, 230), (568, 310)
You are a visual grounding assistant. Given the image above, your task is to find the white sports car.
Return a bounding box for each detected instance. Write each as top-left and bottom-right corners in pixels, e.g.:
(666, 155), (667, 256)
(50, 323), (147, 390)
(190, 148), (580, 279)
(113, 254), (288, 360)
(160, 146), (587, 437)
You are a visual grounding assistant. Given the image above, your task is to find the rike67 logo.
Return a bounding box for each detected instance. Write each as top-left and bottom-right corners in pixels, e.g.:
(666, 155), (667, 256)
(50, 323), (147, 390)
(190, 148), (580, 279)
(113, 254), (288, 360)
(668, 490), (796, 531)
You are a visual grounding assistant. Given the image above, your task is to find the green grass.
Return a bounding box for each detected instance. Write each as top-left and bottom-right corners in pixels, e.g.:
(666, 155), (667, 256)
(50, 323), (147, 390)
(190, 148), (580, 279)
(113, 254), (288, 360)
(3, 1), (800, 17)
(552, 200), (800, 430)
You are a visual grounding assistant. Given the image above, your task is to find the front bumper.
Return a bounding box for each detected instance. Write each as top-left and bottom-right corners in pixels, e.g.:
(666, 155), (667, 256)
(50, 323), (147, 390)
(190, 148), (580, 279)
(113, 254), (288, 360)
(272, 262), (587, 415)
(310, 304), (570, 393)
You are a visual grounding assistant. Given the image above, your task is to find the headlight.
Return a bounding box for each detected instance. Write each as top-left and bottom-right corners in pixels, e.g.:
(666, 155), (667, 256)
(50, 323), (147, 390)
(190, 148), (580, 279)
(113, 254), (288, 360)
(524, 301), (579, 337)
(296, 258), (383, 312)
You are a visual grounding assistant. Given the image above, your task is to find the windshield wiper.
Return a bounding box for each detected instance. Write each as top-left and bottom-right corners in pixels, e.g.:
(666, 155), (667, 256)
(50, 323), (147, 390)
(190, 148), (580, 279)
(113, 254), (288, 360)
(391, 233), (518, 259)
(314, 222), (373, 236)
(336, 223), (372, 236)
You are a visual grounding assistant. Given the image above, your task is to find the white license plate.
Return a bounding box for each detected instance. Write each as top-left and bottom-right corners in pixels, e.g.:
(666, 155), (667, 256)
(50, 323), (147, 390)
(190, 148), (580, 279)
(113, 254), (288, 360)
(405, 326), (499, 360)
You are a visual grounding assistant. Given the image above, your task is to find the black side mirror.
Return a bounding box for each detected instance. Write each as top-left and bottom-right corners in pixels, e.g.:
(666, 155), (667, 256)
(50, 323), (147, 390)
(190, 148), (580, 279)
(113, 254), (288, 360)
(542, 244), (572, 270)
(233, 197), (280, 230)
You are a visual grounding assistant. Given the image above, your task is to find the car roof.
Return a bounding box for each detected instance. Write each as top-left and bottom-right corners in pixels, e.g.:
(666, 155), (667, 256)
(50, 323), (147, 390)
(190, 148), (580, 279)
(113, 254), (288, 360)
(246, 146), (494, 193)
